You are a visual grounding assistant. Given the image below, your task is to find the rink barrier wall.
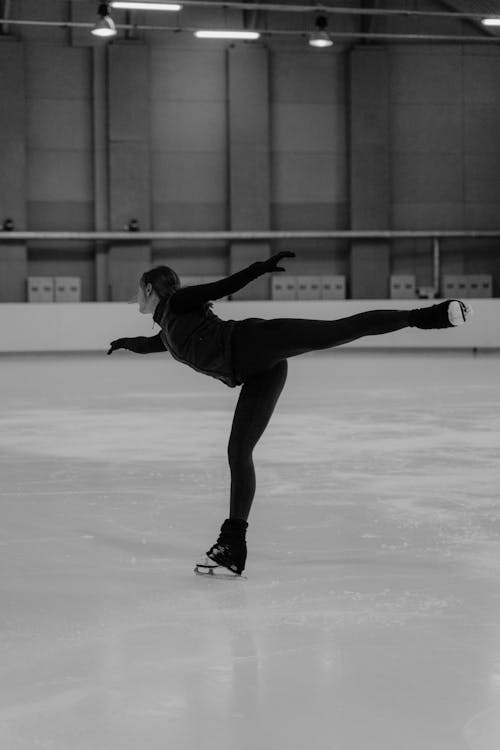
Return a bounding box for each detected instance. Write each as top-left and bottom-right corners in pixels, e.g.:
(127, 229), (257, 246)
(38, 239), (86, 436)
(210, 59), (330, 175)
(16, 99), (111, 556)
(0, 300), (496, 353)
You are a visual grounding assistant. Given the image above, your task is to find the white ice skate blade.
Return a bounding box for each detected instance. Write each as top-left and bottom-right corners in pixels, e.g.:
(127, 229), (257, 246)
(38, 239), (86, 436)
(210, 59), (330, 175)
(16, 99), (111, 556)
(448, 300), (473, 326)
(194, 562), (246, 580)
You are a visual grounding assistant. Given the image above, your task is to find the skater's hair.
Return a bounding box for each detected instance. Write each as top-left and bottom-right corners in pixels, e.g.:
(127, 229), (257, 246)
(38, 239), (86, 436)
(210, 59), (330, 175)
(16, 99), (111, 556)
(140, 265), (213, 311)
(140, 266), (180, 300)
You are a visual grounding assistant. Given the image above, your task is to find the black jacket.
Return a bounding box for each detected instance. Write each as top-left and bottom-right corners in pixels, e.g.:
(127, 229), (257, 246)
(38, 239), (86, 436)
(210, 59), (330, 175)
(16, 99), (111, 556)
(138, 261), (267, 387)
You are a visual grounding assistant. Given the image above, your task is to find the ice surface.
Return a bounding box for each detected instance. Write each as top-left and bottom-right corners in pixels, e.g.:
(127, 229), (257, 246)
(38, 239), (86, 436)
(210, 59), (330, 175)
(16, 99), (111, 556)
(0, 350), (499, 750)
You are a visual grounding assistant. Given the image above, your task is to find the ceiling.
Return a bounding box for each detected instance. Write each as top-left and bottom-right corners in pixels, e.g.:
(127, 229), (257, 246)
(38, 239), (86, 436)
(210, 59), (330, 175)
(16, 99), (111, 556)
(2, 0), (500, 43)
(437, 0), (500, 36)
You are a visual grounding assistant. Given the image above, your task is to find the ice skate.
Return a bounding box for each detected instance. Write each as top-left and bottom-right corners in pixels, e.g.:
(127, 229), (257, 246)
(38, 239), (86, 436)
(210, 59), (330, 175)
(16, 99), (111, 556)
(194, 518), (248, 579)
(409, 299), (473, 329)
(194, 552), (246, 579)
(447, 300), (473, 326)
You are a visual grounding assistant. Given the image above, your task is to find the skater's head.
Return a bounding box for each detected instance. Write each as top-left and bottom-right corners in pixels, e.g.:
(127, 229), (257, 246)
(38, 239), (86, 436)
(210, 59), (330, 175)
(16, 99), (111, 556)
(135, 266), (180, 314)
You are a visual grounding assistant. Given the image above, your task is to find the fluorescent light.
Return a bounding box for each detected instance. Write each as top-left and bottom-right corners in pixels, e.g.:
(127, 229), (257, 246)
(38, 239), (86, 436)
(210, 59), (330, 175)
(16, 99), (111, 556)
(195, 30), (260, 40)
(481, 17), (500, 26)
(111, 2), (182, 9)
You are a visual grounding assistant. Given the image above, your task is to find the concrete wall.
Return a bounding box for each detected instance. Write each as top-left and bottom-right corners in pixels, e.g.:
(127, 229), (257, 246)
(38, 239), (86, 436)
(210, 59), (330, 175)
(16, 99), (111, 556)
(150, 43), (227, 234)
(0, 3), (499, 302)
(390, 45), (500, 290)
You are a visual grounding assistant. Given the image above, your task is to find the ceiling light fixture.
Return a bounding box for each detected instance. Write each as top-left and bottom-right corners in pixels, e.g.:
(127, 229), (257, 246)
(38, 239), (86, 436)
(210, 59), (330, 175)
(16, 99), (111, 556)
(481, 17), (500, 27)
(91, 3), (117, 37)
(308, 15), (333, 48)
(110, 2), (182, 10)
(194, 30), (260, 40)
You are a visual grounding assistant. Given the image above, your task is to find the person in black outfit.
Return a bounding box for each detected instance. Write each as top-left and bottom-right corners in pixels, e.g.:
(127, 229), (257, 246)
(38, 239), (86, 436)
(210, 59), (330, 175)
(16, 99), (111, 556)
(108, 252), (472, 578)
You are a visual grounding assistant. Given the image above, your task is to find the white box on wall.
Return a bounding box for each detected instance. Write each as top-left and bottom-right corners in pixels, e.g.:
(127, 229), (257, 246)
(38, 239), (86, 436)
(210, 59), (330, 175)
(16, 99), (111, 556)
(27, 277), (54, 303)
(390, 274), (416, 299)
(467, 275), (492, 298)
(321, 275), (346, 300)
(272, 275), (297, 300)
(54, 277), (81, 303)
(441, 275), (468, 297)
(297, 276), (322, 300)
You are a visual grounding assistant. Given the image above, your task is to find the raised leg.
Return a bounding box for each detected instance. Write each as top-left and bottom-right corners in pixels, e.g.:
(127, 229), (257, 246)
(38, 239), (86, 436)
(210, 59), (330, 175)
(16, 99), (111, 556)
(232, 310), (410, 380)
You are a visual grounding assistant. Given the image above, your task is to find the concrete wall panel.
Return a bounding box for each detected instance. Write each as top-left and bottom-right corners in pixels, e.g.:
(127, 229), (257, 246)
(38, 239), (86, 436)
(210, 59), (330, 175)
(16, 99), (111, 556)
(27, 201), (94, 231)
(391, 51), (462, 104)
(152, 202), (226, 230)
(273, 153), (345, 204)
(109, 44), (149, 142)
(272, 52), (344, 104)
(393, 105), (462, 153)
(464, 106), (500, 153)
(464, 55), (500, 104)
(0, 141), (26, 221)
(152, 151), (225, 204)
(272, 202), (348, 230)
(465, 203), (500, 229)
(393, 203), (463, 230)
(393, 153), (463, 204)
(151, 48), (226, 102)
(151, 100), (226, 152)
(465, 154), (500, 202)
(273, 103), (345, 153)
(25, 44), (91, 99)
(28, 150), (92, 203)
(27, 99), (92, 150)
(0, 42), (25, 137)
(109, 142), (151, 230)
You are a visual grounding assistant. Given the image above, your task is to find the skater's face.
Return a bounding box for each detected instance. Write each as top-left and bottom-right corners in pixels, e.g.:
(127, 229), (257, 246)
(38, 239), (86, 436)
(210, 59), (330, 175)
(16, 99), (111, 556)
(134, 283), (157, 315)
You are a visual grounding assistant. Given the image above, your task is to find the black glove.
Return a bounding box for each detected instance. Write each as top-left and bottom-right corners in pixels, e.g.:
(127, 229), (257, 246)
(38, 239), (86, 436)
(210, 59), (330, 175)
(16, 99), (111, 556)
(108, 333), (167, 356)
(261, 251), (296, 273)
(107, 334), (167, 355)
(107, 338), (134, 355)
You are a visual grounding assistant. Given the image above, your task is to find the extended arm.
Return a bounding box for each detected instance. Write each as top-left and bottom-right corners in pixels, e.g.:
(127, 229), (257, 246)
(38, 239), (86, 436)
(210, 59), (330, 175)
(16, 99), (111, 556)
(170, 252), (296, 313)
(107, 332), (167, 355)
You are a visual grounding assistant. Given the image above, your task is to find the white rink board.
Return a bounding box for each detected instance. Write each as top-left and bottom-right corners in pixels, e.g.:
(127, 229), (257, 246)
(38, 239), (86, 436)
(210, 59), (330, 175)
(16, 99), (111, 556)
(0, 299), (496, 352)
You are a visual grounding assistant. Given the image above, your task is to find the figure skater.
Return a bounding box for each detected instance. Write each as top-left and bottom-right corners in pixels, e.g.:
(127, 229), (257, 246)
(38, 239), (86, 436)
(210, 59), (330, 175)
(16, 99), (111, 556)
(107, 252), (472, 578)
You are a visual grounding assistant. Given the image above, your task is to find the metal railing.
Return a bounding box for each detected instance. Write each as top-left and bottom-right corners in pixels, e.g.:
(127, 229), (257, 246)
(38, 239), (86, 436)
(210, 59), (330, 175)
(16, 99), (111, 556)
(2, 230), (500, 240)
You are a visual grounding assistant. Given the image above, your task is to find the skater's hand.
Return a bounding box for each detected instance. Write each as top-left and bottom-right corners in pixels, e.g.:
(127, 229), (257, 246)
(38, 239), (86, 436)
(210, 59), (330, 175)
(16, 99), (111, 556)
(107, 338), (132, 355)
(262, 251), (296, 273)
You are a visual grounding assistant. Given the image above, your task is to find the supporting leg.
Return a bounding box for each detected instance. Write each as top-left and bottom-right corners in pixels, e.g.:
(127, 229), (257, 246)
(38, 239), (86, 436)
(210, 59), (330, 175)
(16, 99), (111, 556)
(227, 359), (288, 521)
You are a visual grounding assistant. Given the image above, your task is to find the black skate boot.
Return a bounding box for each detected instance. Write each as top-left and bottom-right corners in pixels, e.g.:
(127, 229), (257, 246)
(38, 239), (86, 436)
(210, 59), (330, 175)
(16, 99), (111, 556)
(195, 518), (248, 578)
(408, 300), (473, 329)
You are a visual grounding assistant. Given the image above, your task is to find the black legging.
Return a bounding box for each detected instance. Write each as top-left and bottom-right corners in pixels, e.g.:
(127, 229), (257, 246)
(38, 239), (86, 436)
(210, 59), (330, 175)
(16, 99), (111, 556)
(227, 310), (410, 521)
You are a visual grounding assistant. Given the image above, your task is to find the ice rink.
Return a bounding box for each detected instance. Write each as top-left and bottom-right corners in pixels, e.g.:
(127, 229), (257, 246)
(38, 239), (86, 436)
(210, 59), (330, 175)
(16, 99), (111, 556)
(1, 349), (499, 750)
